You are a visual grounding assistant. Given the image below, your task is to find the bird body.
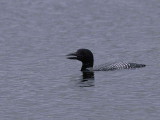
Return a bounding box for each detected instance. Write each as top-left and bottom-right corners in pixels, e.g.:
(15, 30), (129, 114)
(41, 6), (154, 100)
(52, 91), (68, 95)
(94, 62), (145, 71)
(67, 49), (146, 72)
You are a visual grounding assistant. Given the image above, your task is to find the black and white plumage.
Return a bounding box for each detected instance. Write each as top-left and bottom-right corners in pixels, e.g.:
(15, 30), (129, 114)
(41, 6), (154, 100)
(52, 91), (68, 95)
(94, 62), (145, 71)
(67, 49), (146, 72)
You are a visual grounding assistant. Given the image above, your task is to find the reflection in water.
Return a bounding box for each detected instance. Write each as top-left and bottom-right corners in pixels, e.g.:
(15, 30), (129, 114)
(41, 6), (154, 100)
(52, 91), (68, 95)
(78, 72), (95, 87)
(68, 72), (95, 87)
(82, 72), (94, 80)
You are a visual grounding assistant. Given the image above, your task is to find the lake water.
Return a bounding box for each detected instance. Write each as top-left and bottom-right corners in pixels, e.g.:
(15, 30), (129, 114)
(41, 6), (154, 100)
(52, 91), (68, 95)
(0, 0), (160, 120)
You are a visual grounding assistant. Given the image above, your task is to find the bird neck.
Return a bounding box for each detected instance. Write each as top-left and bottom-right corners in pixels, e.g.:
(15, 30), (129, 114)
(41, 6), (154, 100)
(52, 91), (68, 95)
(81, 62), (93, 71)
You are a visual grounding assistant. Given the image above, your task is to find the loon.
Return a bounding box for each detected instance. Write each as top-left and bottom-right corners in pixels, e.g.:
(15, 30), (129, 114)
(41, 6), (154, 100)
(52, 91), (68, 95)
(67, 49), (146, 72)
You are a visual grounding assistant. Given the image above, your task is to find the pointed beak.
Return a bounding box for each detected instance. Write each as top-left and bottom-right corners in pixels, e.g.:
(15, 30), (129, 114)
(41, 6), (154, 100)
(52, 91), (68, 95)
(66, 52), (78, 59)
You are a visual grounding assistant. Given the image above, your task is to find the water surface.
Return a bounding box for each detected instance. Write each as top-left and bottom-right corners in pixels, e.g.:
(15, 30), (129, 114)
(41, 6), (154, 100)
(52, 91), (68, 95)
(0, 0), (160, 120)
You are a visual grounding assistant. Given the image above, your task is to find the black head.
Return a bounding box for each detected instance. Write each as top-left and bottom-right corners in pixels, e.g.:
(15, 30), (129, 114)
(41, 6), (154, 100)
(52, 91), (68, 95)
(67, 49), (94, 71)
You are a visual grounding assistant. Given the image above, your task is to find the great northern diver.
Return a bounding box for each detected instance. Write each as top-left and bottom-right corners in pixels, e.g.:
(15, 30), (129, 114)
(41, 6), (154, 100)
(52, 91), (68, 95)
(67, 49), (146, 71)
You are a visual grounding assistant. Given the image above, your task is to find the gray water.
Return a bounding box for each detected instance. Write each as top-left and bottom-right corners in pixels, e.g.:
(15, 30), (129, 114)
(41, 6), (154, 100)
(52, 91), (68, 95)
(0, 0), (160, 120)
